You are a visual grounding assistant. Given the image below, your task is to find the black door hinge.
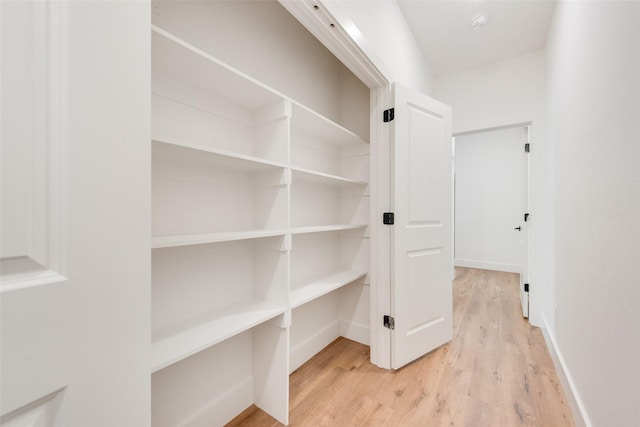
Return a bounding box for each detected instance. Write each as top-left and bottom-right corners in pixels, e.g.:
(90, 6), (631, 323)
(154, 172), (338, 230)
(383, 108), (395, 122)
(525, 143), (530, 153)
(384, 315), (395, 330)
(383, 212), (394, 225)
(524, 283), (529, 292)
(524, 212), (530, 222)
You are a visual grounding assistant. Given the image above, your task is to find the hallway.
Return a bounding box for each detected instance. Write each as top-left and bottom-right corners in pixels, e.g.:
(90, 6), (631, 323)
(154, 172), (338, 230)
(229, 268), (574, 426)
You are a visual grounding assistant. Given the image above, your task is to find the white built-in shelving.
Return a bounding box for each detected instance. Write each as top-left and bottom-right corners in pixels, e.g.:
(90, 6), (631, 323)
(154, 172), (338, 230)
(291, 167), (367, 186)
(151, 298), (286, 373)
(290, 224), (367, 235)
(290, 269), (367, 309)
(151, 229), (288, 249)
(150, 21), (369, 427)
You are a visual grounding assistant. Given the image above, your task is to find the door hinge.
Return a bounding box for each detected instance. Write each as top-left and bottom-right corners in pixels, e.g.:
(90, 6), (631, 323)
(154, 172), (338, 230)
(383, 212), (394, 225)
(524, 143), (530, 153)
(524, 283), (529, 292)
(383, 315), (395, 330)
(383, 108), (395, 122)
(524, 212), (530, 222)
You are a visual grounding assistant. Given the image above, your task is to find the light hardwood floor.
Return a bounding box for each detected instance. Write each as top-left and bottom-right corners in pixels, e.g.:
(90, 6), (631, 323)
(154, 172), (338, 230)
(227, 268), (574, 426)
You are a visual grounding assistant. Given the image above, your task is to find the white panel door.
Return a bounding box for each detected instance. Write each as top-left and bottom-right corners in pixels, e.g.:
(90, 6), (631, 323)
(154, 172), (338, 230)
(453, 125), (530, 316)
(391, 83), (453, 369)
(454, 126), (526, 273)
(1, 1), (150, 425)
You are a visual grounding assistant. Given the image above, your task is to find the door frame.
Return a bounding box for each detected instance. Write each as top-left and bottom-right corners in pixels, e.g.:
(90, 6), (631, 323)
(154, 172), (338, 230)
(278, 0), (394, 368)
(452, 121), (533, 320)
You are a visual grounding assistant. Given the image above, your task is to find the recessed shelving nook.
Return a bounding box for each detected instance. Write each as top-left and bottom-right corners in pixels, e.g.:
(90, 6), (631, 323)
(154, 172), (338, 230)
(151, 12), (370, 425)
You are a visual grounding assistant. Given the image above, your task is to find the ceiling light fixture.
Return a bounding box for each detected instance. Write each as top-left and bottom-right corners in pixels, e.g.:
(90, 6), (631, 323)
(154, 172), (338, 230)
(470, 13), (488, 30)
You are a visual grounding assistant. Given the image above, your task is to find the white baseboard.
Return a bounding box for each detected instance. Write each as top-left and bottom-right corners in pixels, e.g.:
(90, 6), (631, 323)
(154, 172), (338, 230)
(540, 314), (591, 427)
(339, 319), (369, 346)
(289, 320), (340, 373)
(183, 377), (253, 427)
(454, 258), (520, 273)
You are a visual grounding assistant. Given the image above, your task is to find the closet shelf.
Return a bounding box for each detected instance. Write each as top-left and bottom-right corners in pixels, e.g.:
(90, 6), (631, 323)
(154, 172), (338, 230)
(151, 298), (286, 373)
(290, 102), (368, 147)
(290, 269), (367, 309)
(290, 224), (367, 235)
(152, 139), (287, 172)
(152, 230), (287, 249)
(152, 25), (284, 112)
(291, 167), (367, 186)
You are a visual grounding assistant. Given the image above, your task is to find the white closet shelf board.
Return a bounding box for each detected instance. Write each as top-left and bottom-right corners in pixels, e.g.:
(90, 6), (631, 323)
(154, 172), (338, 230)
(290, 224), (367, 235)
(291, 102), (368, 147)
(291, 167), (367, 186)
(290, 269), (367, 309)
(152, 26), (285, 111)
(151, 299), (286, 372)
(152, 140), (287, 172)
(152, 230), (288, 249)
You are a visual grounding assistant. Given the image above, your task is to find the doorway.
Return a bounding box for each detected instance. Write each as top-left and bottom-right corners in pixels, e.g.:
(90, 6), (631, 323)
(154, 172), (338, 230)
(453, 125), (530, 316)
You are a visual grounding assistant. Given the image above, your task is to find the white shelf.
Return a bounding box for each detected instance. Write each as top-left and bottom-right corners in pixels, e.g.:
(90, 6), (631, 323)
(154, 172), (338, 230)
(151, 298), (286, 372)
(152, 230), (287, 249)
(290, 102), (368, 147)
(291, 167), (367, 186)
(152, 26), (284, 111)
(290, 224), (367, 235)
(153, 140), (287, 173)
(290, 269), (367, 309)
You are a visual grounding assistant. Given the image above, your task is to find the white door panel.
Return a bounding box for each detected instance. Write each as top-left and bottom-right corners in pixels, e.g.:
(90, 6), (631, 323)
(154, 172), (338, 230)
(454, 126), (524, 272)
(1, 1), (150, 425)
(391, 83), (453, 369)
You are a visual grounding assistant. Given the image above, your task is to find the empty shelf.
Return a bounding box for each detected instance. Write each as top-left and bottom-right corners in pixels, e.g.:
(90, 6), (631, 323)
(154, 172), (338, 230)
(152, 230), (287, 249)
(290, 224), (367, 235)
(151, 298), (286, 372)
(290, 269), (367, 308)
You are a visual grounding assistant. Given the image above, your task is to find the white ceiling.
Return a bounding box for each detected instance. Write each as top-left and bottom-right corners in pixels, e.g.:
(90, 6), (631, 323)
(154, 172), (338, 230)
(397, 0), (556, 78)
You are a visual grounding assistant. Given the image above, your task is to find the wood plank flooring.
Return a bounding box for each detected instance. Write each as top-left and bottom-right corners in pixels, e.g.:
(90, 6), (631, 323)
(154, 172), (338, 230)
(227, 267), (574, 426)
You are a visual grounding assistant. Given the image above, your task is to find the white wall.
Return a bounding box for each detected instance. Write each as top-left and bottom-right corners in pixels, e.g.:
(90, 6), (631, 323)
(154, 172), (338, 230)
(455, 126), (525, 273)
(434, 51), (545, 133)
(328, 0), (434, 95)
(545, 2), (640, 426)
(434, 51), (553, 328)
(339, 65), (370, 140)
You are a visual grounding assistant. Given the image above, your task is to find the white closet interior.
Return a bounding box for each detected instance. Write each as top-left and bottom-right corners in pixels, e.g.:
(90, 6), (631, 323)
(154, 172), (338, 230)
(150, 1), (370, 425)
